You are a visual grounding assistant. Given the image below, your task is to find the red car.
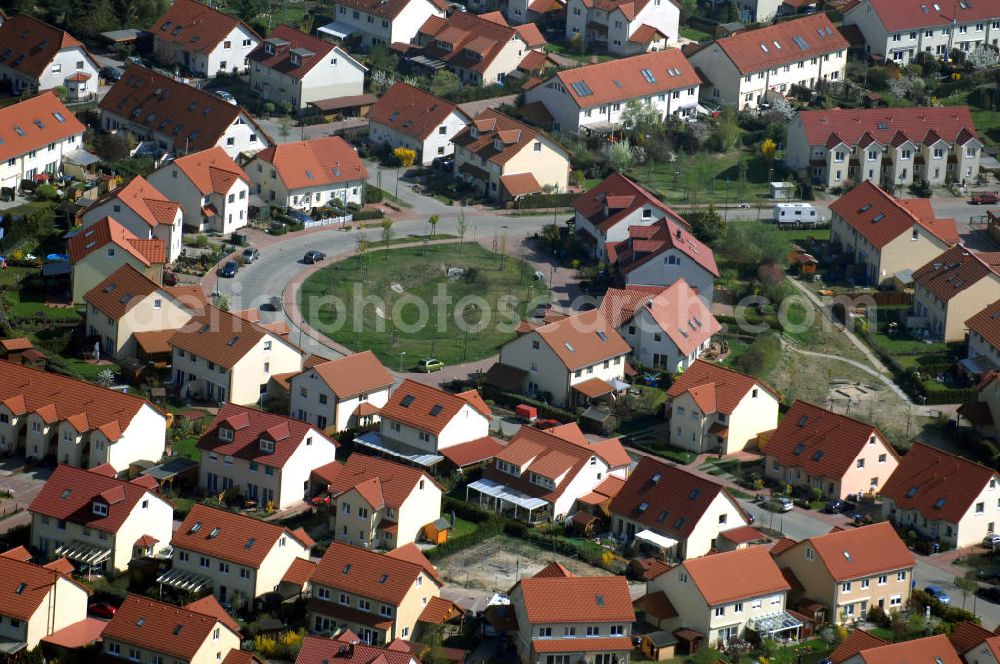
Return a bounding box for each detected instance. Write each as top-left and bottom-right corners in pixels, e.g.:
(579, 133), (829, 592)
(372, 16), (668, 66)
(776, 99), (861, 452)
(971, 192), (1000, 205)
(532, 418), (561, 430)
(88, 602), (118, 620)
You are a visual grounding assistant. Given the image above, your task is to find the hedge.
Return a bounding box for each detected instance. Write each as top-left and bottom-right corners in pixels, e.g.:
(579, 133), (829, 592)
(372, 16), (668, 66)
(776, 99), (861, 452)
(424, 515), (506, 560)
(352, 208), (385, 221)
(861, 327), (975, 405)
(480, 384), (576, 422)
(517, 192), (576, 209)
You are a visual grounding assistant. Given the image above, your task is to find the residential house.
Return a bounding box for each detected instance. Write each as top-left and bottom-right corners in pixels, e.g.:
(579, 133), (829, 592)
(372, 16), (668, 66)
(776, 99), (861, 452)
(246, 136), (368, 210)
(720, 0), (784, 23)
(322, 0), (445, 49)
(524, 49), (699, 133)
(147, 146), (251, 234)
(29, 464), (174, 575)
(600, 281), (721, 373)
(0, 549), (89, 652)
(844, 0), (1000, 66)
(170, 307), (303, 405)
(160, 503), (312, 606)
(298, 632), (420, 664)
(320, 454), (442, 550)
(763, 400), (901, 500)
(688, 14), (847, 110)
(607, 219), (719, 296)
(151, 0), (260, 77)
(829, 181), (958, 286)
(357, 379), (498, 472)
(102, 594), (242, 664)
(949, 621), (1000, 664)
(84, 265), (204, 360)
(508, 566), (634, 664)
(880, 441), (1000, 549)
(0, 15), (100, 98)
(564, 0), (679, 56)
(411, 11), (545, 86)
(774, 522), (915, 624)
(250, 25), (365, 112)
(466, 422), (631, 523)
(648, 546), (798, 646)
(100, 65), (272, 159)
(609, 455), (748, 560)
(494, 309), (631, 407)
(289, 351), (394, 433)
(785, 106), (983, 190)
(368, 82), (470, 165)
(505, 0), (566, 27)
(307, 541), (443, 643)
(0, 360), (167, 470)
(80, 176), (184, 262)
(911, 246), (1000, 341)
(959, 369), (1000, 437)
(664, 359), (781, 455)
(452, 109), (570, 201)
(67, 216), (166, 303)
(197, 404), (339, 510)
(965, 303), (1000, 381)
(0, 92), (86, 192)
(837, 634), (962, 664)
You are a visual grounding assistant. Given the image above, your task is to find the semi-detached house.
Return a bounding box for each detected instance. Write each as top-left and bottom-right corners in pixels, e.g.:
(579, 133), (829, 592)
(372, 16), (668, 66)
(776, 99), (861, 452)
(688, 13), (847, 110)
(289, 351), (394, 433)
(246, 136), (368, 209)
(965, 302), (1000, 381)
(910, 245), (1000, 342)
(80, 176), (184, 262)
(0, 15), (100, 98)
(564, 0), (679, 56)
(68, 217), (166, 304)
(0, 549), (89, 652)
(29, 464), (174, 576)
(524, 49), (700, 133)
(147, 146), (251, 234)
(321, 0), (446, 48)
(0, 92), (86, 192)
(151, 0), (260, 77)
(299, 633), (419, 664)
(368, 82), (470, 166)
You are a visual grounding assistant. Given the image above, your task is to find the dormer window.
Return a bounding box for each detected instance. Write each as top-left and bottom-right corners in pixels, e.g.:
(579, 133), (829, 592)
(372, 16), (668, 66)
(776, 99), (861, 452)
(290, 53), (300, 65)
(92, 501), (108, 517)
(219, 427), (234, 441)
(493, 138), (503, 151)
(265, 43), (274, 54)
(260, 438), (275, 453)
(470, 127), (479, 139)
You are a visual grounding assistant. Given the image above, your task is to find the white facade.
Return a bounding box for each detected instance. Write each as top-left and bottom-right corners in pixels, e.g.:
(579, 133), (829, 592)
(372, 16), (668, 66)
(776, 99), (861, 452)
(154, 24), (260, 77)
(81, 194), (184, 262)
(670, 384), (780, 456)
(0, 130), (83, 190)
(564, 0), (679, 55)
(381, 403), (490, 453)
(290, 370), (391, 433)
(148, 161), (251, 234)
(330, 0), (445, 48)
(250, 45), (366, 111)
(884, 476), (1000, 549)
(617, 306), (712, 373)
(101, 108), (268, 161)
(246, 158), (365, 210)
(369, 109), (469, 165)
(0, 45), (99, 97)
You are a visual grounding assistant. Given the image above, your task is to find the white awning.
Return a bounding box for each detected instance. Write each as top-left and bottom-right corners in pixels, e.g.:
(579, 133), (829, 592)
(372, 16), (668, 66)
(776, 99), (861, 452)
(54, 541), (112, 565)
(467, 478), (548, 510)
(156, 567), (212, 593)
(317, 20), (354, 39)
(635, 529), (679, 550)
(354, 431), (444, 467)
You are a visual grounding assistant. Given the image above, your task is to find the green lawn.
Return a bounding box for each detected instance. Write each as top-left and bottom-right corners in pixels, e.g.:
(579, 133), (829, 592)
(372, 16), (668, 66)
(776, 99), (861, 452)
(680, 26), (711, 41)
(4, 289), (82, 322)
(779, 228), (831, 242)
(870, 332), (948, 355)
(544, 42), (615, 64)
(941, 89), (1000, 147)
(298, 243), (549, 367)
(63, 359), (120, 381)
(451, 517), (478, 539)
(625, 149), (774, 206)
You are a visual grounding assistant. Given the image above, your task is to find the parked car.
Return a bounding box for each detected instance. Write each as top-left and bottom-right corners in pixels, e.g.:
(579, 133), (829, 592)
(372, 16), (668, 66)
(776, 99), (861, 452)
(218, 260), (239, 278)
(417, 357), (444, 372)
(88, 602), (118, 619)
(822, 499), (846, 513)
(214, 90), (237, 105)
(303, 250), (326, 264)
(924, 586), (951, 604)
(269, 296), (283, 312)
(971, 192), (1000, 205)
(763, 497), (794, 513)
(126, 56), (144, 67)
(162, 271), (178, 286)
(984, 533), (1000, 549)
(977, 585), (1000, 603)
(242, 248), (259, 263)
(432, 155), (454, 171)
(532, 418), (560, 430)
(101, 65), (123, 82)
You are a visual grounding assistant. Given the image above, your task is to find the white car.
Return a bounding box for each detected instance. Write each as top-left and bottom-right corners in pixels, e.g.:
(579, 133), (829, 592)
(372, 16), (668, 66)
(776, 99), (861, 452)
(214, 90), (237, 105)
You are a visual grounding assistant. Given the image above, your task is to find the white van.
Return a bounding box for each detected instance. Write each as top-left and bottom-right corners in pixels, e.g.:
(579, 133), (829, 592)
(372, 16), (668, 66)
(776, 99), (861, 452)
(773, 203), (823, 224)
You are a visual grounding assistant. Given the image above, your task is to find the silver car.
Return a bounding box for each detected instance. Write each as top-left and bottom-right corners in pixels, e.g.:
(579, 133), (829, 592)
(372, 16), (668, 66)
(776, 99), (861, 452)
(764, 497), (794, 513)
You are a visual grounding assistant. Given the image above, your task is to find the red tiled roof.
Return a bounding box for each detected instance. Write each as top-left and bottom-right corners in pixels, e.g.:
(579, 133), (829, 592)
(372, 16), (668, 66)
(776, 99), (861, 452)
(172, 503), (308, 568)
(168, 306), (295, 369)
(573, 172), (690, 236)
(0, 554), (88, 621)
(369, 82), (464, 141)
(830, 630), (887, 664)
(282, 557), (316, 585)
(500, 173), (542, 198)
(151, 0), (255, 54)
(719, 525), (766, 545)
(304, 350), (394, 398)
(0, 15), (96, 79)
(552, 49), (698, 110)
(168, 146), (249, 195)
(185, 594), (241, 635)
(310, 542), (440, 606)
(667, 359), (779, 415)
(221, 651), (263, 664)
(517, 574), (634, 623)
(514, 22), (546, 47)
(966, 298), (1000, 353)
(386, 543), (442, 584)
(797, 106), (979, 148)
(880, 441), (999, 524)
(711, 13), (848, 75)
(253, 136), (368, 191)
(452, 109), (564, 166)
(765, 400), (896, 479)
(779, 522), (913, 582)
(326, 454), (438, 509)
(198, 403), (336, 469)
(103, 594), (236, 661)
(83, 264), (164, 321)
(439, 436), (505, 467)
(249, 24), (341, 80)
(606, 280), (720, 356)
(380, 379), (490, 435)
(527, 309), (631, 371)
(769, 537), (798, 556)
(609, 455), (735, 540)
(297, 634), (416, 664)
(85, 176), (179, 229)
(0, 545), (32, 561)
(0, 91), (86, 164)
(533, 561), (573, 578)
(950, 621), (997, 655)
(913, 246), (1000, 303)
(0, 337), (32, 352)
(533, 637), (633, 653)
(418, 596), (460, 624)
(831, 181), (958, 249)
(849, 0), (1000, 32)
(681, 546), (790, 605)
(608, 218), (719, 278)
(41, 617), (107, 648)
(416, 12), (541, 75)
(857, 634), (961, 664)
(336, 0), (445, 20)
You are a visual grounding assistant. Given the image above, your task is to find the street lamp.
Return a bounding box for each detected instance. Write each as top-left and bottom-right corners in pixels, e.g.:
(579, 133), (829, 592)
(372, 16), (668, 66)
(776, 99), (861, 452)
(398, 351), (406, 372)
(549, 265), (557, 289)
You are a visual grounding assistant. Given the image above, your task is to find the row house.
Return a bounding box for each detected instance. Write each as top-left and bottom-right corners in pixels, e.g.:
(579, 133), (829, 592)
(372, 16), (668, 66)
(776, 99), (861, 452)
(775, 523), (915, 625)
(82, 176), (184, 262)
(323, 0), (446, 48)
(151, 0), (260, 77)
(0, 92), (86, 192)
(246, 136), (368, 210)
(910, 246), (1000, 342)
(289, 351), (394, 433)
(785, 106), (983, 190)
(949, 621), (1000, 664)
(100, 65), (273, 160)
(147, 146), (251, 234)
(838, 634), (962, 664)
(0, 360), (167, 471)
(664, 359), (780, 455)
(764, 400), (900, 500)
(197, 404), (339, 510)
(298, 632), (419, 664)
(250, 25), (365, 112)
(881, 441), (1000, 549)
(68, 217), (166, 304)
(524, 49), (700, 133)
(829, 181), (958, 287)
(29, 464), (174, 575)
(845, 0), (1000, 66)
(0, 15), (100, 98)
(961, 370), (1000, 438)
(509, 566), (635, 664)
(688, 13), (847, 110)
(159, 503), (312, 607)
(564, 0), (679, 56)
(307, 541), (443, 643)
(965, 300), (1000, 382)
(368, 82), (470, 166)
(609, 455), (748, 560)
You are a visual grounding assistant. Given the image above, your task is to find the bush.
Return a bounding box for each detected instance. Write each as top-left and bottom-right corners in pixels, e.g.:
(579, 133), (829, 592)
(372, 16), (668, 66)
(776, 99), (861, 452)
(517, 192), (577, 209)
(734, 332), (781, 377)
(352, 208), (384, 221)
(365, 186), (386, 204)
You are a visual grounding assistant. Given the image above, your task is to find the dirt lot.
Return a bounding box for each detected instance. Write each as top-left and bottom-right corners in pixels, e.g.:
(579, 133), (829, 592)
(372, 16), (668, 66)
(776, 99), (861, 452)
(435, 535), (614, 593)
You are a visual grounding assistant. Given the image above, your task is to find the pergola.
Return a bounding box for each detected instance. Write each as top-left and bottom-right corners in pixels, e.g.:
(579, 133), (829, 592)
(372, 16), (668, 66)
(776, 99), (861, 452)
(54, 541), (111, 578)
(748, 612), (803, 641)
(354, 431), (444, 468)
(634, 529), (679, 558)
(156, 568), (212, 596)
(466, 478), (549, 523)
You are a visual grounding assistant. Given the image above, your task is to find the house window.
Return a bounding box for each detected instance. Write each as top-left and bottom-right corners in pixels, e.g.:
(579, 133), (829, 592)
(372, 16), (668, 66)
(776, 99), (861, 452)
(714, 607), (724, 616)
(842, 582), (852, 592)
(857, 458), (865, 468)
(897, 570), (907, 581)
(878, 575), (887, 585)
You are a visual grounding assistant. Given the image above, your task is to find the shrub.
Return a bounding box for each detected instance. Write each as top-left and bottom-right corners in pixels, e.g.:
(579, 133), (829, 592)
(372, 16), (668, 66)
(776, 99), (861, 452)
(734, 332), (781, 377)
